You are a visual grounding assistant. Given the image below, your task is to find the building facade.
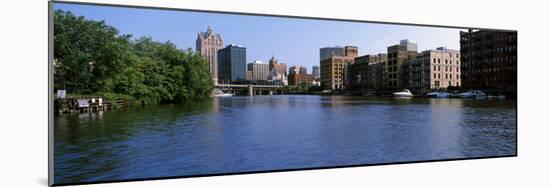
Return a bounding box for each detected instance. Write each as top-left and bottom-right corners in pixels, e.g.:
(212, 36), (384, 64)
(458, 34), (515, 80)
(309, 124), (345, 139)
(386, 40), (417, 90)
(288, 73), (315, 86)
(347, 54), (387, 91)
(269, 56), (287, 76)
(289, 65), (306, 75)
(460, 29), (517, 94)
(312, 65), (320, 79)
(247, 60), (269, 81)
(299, 67), (307, 74)
(320, 47), (346, 61)
(320, 46), (358, 90)
(406, 47), (461, 90)
(268, 72), (288, 86)
(196, 26), (224, 83)
(217, 44), (247, 83)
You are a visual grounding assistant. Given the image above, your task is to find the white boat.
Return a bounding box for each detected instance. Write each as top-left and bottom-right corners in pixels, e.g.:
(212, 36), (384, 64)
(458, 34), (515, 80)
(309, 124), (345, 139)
(426, 90), (451, 98)
(456, 90), (487, 98)
(214, 93), (233, 97)
(393, 89), (413, 97)
(213, 89), (233, 97)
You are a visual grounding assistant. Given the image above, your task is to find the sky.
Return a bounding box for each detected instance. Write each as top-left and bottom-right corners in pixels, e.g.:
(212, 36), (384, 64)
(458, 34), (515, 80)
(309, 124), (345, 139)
(54, 3), (465, 73)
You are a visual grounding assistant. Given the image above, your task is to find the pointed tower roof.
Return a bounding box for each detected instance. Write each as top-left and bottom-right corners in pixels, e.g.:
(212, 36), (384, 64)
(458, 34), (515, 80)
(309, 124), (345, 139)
(198, 26), (221, 39)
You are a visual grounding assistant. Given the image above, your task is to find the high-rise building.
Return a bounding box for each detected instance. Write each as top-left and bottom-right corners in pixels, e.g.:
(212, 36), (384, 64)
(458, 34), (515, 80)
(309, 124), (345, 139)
(299, 67), (307, 74)
(196, 26), (224, 84)
(460, 30), (517, 95)
(405, 47), (460, 90)
(386, 40), (417, 90)
(320, 46), (358, 90)
(312, 65), (320, 78)
(289, 65), (306, 75)
(247, 60), (269, 81)
(400, 39), (418, 52)
(320, 47), (346, 61)
(347, 54), (387, 91)
(217, 44), (247, 83)
(269, 56), (287, 76)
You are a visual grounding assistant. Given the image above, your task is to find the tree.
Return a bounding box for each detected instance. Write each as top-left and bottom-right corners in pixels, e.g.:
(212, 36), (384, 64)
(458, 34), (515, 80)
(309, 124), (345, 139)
(53, 10), (213, 104)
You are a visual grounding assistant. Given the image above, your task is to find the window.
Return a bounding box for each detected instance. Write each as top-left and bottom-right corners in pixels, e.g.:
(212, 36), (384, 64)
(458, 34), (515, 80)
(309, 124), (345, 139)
(438, 59), (440, 63)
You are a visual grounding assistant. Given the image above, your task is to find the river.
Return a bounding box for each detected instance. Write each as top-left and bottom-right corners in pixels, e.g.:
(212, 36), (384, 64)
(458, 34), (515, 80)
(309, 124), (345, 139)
(54, 95), (517, 184)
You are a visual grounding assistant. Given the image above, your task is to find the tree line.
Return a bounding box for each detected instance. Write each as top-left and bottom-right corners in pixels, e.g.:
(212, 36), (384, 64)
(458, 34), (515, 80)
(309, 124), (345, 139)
(53, 10), (213, 104)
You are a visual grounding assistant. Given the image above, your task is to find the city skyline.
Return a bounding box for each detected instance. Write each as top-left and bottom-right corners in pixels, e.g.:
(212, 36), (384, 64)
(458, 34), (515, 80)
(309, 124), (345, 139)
(54, 3), (465, 69)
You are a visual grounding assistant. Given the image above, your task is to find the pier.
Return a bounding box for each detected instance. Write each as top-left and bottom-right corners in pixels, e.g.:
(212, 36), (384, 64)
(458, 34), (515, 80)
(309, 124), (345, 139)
(54, 97), (134, 114)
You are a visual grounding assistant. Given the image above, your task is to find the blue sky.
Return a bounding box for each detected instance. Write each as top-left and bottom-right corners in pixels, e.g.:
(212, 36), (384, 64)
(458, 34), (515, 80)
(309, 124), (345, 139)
(54, 3), (464, 72)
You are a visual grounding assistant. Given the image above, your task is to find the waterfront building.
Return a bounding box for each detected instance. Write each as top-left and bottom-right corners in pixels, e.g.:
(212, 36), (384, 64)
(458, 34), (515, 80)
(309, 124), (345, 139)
(312, 65), (320, 79)
(347, 54), (387, 91)
(320, 46), (346, 61)
(289, 65), (306, 75)
(217, 44), (247, 83)
(460, 29), (517, 94)
(320, 46), (358, 90)
(268, 72), (288, 86)
(312, 78), (321, 87)
(405, 47), (461, 90)
(288, 73), (315, 86)
(269, 56), (287, 76)
(385, 40), (418, 90)
(246, 71), (253, 81)
(196, 26), (224, 84)
(247, 60), (269, 81)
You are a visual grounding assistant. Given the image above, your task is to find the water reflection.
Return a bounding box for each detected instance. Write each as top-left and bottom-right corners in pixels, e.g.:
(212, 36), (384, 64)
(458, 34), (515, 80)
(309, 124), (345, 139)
(54, 95), (516, 184)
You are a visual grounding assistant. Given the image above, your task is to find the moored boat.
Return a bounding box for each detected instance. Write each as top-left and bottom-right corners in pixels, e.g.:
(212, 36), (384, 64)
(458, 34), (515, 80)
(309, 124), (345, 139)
(488, 94), (506, 100)
(213, 89), (234, 97)
(455, 90), (487, 99)
(426, 90), (452, 98)
(393, 89), (413, 97)
(214, 92), (233, 97)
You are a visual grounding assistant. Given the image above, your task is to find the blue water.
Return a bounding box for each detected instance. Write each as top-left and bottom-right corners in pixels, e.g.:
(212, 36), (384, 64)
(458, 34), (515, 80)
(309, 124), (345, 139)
(54, 95), (516, 184)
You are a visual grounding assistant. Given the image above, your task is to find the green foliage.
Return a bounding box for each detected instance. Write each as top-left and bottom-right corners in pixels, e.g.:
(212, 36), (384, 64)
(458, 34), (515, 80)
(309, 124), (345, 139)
(53, 10), (213, 104)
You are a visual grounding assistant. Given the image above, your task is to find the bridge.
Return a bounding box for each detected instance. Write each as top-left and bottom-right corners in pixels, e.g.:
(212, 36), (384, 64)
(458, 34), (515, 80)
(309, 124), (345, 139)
(215, 84), (286, 96)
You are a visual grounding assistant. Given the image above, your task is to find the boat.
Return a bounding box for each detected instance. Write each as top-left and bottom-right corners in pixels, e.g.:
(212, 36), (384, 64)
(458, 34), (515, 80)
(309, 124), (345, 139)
(214, 92), (233, 97)
(455, 90), (487, 98)
(426, 90), (452, 98)
(393, 89), (413, 97)
(213, 89), (233, 97)
(488, 94), (507, 100)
